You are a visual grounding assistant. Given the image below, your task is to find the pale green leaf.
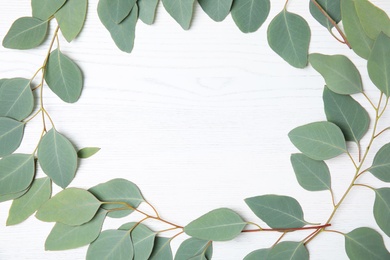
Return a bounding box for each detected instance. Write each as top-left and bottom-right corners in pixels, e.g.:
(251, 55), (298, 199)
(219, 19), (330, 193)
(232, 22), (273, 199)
(0, 154), (34, 196)
(149, 237), (173, 260)
(55, 0), (87, 42)
(244, 248), (270, 260)
(231, 0), (270, 32)
(31, 0), (66, 20)
(0, 188), (29, 203)
(45, 49), (83, 103)
(2, 17), (48, 50)
(268, 242), (309, 260)
(36, 188), (101, 225)
(98, 0), (138, 53)
(7, 177), (51, 226)
(184, 208), (246, 241)
(45, 209), (107, 250)
(77, 147), (101, 159)
(309, 0), (341, 30)
(345, 227), (390, 259)
(89, 178), (144, 218)
(37, 129), (77, 189)
(368, 32), (390, 97)
(374, 188), (390, 237)
(108, 0), (136, 24)
(198, 0), (232, 22)
(0, 79), (7, 88)
(245, 195), (307, 229)
(0, 78), (34, 120)
(175, 238), (212, 260)
(138, 0), (159, 25)
(267, 10), (310, 68)
(288, 121), (347, 160)
(86, 229), (133, 260)
(290, 153), (331, 191)
(0, 117), (25, 157)
(369, 143), (390, 182)
(309, 53), (363, 94)
(323, 87), (369, 143)
(162, 0), (195, 30)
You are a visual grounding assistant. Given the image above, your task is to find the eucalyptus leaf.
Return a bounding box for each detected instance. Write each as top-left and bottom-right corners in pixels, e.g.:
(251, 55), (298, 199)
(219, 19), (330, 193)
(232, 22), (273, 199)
(367, 32), (390, 97)
(268, 242), (309, 260)
(55, 0), (87, 42)
(45, 49), (83, 103)
(244, 248), (270, 260)
(345, 227), (390, 259)
(0, 154), (34, 196)
(77, 147), (101, 159)
(175, 238), (212, 260)
(231, 0), (270, 33)
(245, 195), (307, 229)
(309, 53), (363, 94)
(108, 0), (137, 24)
(184, 208), (246, 241)
(89, 178), (144, 218)
(31, 0), (66, 20)
(138, 0), (159, 25)
(0, 117), (25, 157)
(0, 79), (6, 88)
(288, 121), (347, 160)
(323, 87), (369, 143)
(36, 188), (101, 226)
(369, 143), (390, 182)
(0, 188), (29, 203)
(37, 128), (77, 189)
(86, 229), (133, 260)
(2, 17), (48, 50)
(162, 0), (195, 30)
(309, 0), (341, 30)
(290, 153), (331, 191)
(149, 237), (173, 260)
(98, 0), (138, 53)
(45, 209), (107, 250)
(373, 188), (390, 237)
(198, 0), (232, 22)
(267, 10), (310, 68)
(7, 177), (51, 226)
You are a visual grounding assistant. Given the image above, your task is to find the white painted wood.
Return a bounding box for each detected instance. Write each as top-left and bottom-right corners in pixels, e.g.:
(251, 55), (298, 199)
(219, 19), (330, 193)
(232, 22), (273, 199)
(0, 0), (389, 259)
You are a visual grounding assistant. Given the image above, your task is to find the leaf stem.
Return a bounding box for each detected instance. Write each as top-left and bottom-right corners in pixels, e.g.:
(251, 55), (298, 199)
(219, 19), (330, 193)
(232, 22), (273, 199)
(242, 223), (331, 233)
(272, 232), (287, 247)
(363, 92), (377, 110)
(353, 183), (375, 191)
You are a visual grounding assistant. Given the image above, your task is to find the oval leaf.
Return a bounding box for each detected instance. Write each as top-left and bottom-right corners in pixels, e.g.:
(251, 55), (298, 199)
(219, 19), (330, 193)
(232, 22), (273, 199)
(184, 208), (246, 241)
(0, 117), (25, 157)
(231, 0), (270, 33)
(309, 0), (341, 30)
(108, 0), (136, 24)
(244, 248), (270, 260)
(149, 237), (173, 260)
(345, 227), (390, 260)
(36, 188), (101, 225)
(198, 0), (232, 22)
(162, 0), (195, 30)
(309, 54), (363, 94)
(288, 121), (347, 160)
(267, 10), (310, 68)
(138, 0), (159, 25)
(268, 242), (309, 260)
(175, 238), (212, 260)
(77, 147), (101, 159)
(2, 17), (48, 50)
(0, 188), (29, 203)
(369, 143), (390, 182)
(374, 188), (390, 237)
(55, 0), (87, 42)
(32, 0), (66, 20)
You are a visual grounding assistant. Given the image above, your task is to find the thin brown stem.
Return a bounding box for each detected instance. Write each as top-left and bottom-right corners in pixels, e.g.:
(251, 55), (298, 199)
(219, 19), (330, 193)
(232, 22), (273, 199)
(145, 200), (160, 218)
(242, 223), (331, 233)
(363, 92), (377, 110)
(272, 232), (287, 247)
(374, 127), (390, 138)
(354, 183), (375, 191)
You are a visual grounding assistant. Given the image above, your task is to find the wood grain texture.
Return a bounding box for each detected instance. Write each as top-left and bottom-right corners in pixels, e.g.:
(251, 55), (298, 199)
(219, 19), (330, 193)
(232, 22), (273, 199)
(0, 0), (389, 259)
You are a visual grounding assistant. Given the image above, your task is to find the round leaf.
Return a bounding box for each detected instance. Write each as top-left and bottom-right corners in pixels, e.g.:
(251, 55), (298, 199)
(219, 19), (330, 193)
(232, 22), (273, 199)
(32, 0), (66, 20)
(175, 238), (212, 260)
(244, 249), (270, 260)
(138, 0), (159, 25)
(231, 0), (270, 33)
(161, 0), (195, 30)
(198, 0), (232, 22)
(369, 143), (390, 182)
(309, 0), (341, 30)
(55, 0), (87, 42)
(374, 188), (390, 237)
(268, 242), (309, 260)
(0, 117), (25, 157)
(149, 237), (173, 260)
(77, 147), (101, 159)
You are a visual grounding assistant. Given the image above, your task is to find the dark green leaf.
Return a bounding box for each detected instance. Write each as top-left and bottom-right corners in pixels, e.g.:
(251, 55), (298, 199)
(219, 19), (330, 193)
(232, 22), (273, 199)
(175, 238), (212, 260)
(244, 248), (270, 260)
(309, 0), (341, 30)
(149, 237), (173, 260)
(374, 188), (390, 237)
(268, 242), (309, 260)
(184, 208), (246, 241)
(138, 0), (159, 25)
(31, 0), (66, 20)
(369, 143), (390, 182)
(162, 0), (195, 30)
(0, 117), (24, 157)
(55, 0), (87, 42)
(198, 0), (232, 22)
(108, 0), (136, 24)
(78, 147), (101, 159)
(231, 0), (270, 32)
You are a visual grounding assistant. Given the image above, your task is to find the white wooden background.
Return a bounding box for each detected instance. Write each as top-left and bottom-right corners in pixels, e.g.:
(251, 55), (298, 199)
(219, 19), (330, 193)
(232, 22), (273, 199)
(1, 0), (390, 259)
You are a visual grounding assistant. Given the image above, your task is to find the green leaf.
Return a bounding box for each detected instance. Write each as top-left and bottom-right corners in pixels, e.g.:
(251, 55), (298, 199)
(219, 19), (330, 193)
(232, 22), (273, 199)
(0, 154), (34, 196)
(36, 188), (101, 225)
(108, 0), (137, 24)
(55, 0), (87, 42)
(323, 87), (369, 143)
(77, 147), (101, 159)
(288, 121), (347, 160)
(341, 0), (373, 59)
(37, 129), (77, 189)
(244, 248), (270, 260)
(0, 188), (29, 203)
(0, 78), (34, 120)
(138, 0), (159, 25)
(98, 0), (138, 53)
(149, 237), (173, 260)
(31, 0), (67, 20)
(267, 10), (310, 68)
(268, 242), (309, 260)
(161, 0), (195, 30)
(231, 0), (270, 32)
(45, 49), (83, 103)
(245, 195), (307, 229)
(290, 153), (331, 191)
(309, 53), (363, 94)
(374, 188), (390, 237)
(0, 79), (7, 88)
(89, 178), (144, 218)
(369, 143), (390, 182)
(368, 32), (390, 97)
(2, 17), (48, 50)
(86, 229), (133, 260)
(7, 177), (51, 226)
(175, 238), (212, 260)
(309, 0), (341, 30)
(0, 117), (25, 157)
(184, 208), (246, 241)
(45, 209), (107, 250)
(345, 227), (390, 259)
(198, 0), (232, 22)
(354, 0), (390, 40)
(119, 222), (156, 260)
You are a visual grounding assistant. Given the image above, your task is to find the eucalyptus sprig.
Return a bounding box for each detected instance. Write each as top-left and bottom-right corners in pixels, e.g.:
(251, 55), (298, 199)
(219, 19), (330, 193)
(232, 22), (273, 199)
(1, 0), (390, 259)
